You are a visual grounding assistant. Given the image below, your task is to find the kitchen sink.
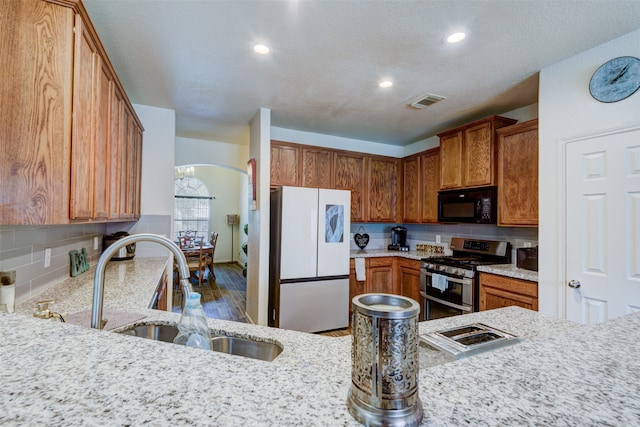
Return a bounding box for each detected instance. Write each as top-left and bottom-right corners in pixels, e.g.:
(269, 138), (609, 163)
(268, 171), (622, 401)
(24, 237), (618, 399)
(210, 336), (283, 362)
(116, 322), (283, 361)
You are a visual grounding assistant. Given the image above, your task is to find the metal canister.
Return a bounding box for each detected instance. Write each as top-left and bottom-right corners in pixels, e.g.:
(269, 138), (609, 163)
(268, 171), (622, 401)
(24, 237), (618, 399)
(347, 293), (423, 427)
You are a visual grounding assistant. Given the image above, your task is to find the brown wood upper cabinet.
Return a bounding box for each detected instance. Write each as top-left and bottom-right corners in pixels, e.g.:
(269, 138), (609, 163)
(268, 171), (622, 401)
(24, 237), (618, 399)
(333, 151), (367, 222)
(497, 119), (539, 226)
(438, 116), (517, 190)
(271, 141), (398, 223)
(402, 148), (440, 223)
(270, 141), (301, 187)
(1, 0), (143, 225)
(367, 156), (399, 222)
(302, 147), (332, 188)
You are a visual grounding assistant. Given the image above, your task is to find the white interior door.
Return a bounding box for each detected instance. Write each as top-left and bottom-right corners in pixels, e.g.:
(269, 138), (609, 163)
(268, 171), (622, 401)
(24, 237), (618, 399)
(565, 128), (640, 324)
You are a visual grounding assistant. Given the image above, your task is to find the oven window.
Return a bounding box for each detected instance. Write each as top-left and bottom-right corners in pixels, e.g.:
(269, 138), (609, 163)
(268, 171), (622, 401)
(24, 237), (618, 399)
(423, 278), (464, 306)
(442, 201), (475, 218)
(425, 299), (465, 320)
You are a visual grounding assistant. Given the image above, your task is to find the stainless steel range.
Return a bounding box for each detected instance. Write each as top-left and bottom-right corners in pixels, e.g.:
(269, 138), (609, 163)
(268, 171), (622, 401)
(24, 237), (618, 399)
(420, 238), (511, 320)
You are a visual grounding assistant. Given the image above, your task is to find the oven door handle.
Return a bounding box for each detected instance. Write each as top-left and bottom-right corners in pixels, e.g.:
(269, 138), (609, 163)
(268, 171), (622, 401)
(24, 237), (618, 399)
(420, 292), (474, 313)
(420, 269), (472, 286)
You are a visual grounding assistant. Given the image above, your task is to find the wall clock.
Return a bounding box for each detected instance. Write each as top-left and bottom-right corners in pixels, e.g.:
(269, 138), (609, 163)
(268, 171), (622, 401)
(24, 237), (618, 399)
(589, 56), (640, 103)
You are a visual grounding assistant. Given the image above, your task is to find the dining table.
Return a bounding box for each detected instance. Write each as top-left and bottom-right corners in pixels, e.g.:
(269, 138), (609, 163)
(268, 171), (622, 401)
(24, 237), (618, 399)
(179, 243), (216, 279)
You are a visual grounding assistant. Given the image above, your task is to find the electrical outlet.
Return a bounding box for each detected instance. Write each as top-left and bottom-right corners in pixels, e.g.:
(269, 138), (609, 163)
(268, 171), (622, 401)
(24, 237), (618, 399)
(94, 236), (99, 251)
(524, 241), (532, 248)
(436, 235), (441, 243)
(44, 248), (51, 268)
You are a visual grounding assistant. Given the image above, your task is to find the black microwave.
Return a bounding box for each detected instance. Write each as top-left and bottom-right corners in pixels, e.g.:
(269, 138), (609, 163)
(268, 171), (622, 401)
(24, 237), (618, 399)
(438, 186), (497, 224)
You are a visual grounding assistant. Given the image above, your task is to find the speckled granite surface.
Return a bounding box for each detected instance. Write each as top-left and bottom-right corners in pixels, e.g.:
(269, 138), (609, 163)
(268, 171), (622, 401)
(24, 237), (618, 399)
(350, 248), (451, 261)
(478, 264), (539, 282)
(2, 258), (640, 425)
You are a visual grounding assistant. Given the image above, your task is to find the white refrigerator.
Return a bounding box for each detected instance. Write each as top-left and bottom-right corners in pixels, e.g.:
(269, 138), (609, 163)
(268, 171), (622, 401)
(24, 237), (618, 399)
(269, 186), (351, 333)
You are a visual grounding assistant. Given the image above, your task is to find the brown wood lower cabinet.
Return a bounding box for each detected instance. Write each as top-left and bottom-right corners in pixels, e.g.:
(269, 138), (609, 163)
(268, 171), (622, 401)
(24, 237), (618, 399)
(349, 257), (423, 316)
(479, 272), (538, 311)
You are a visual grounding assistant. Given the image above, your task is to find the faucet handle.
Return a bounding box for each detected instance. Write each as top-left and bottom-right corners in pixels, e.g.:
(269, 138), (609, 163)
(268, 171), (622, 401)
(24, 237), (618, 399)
(34, 300), (54, 319)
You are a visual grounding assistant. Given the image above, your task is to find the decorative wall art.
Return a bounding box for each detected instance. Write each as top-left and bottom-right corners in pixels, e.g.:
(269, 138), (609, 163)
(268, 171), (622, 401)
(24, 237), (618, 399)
(325, 204), (344, 243)
(247, 158), (257, 210)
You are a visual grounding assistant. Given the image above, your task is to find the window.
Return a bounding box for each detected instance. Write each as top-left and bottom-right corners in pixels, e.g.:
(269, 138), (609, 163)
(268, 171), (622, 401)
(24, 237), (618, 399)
(174, 177), (212, 240)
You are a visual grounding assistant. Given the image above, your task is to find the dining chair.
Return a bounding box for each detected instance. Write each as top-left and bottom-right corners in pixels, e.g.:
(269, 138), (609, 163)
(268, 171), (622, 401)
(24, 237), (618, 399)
(206, 232), (219, 280)
(185, 239), (208, 287)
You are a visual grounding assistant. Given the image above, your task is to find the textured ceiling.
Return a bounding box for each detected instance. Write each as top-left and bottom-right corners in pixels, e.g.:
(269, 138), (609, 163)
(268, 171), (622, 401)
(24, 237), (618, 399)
(83, 0), (640, 146)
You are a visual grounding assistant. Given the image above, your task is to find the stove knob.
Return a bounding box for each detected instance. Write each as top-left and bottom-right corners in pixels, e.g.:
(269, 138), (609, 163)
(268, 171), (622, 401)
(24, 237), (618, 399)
(439, 265), (447, 271)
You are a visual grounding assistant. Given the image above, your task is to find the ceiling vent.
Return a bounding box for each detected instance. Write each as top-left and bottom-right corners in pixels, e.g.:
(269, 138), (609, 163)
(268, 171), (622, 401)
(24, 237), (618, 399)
(409, 93), (446, 109)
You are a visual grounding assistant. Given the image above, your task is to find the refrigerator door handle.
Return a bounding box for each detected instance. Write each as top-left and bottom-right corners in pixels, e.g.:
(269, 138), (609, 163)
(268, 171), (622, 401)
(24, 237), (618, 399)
(310, 208), (317, 243)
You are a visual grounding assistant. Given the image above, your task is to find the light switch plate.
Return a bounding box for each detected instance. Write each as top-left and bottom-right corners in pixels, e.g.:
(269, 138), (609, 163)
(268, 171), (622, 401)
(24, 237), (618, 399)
(44, 248), (51, 268)
(94, 236), (99, 250)
(436, 235), (441, 243)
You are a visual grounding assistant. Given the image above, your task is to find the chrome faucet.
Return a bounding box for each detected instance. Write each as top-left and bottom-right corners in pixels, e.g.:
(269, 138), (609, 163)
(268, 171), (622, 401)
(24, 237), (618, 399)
(91, 233), (193, 329)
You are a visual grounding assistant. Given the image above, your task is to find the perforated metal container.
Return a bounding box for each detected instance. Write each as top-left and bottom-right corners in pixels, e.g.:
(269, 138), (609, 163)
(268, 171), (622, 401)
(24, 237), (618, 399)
(347, 293), (423, 427)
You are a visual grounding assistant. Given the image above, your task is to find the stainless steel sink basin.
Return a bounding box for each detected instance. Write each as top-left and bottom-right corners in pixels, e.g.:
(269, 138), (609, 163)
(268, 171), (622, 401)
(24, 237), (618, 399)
(116, 322), (283, 361)
(210, 335), (283, 362)
(118, 323), (179, 343)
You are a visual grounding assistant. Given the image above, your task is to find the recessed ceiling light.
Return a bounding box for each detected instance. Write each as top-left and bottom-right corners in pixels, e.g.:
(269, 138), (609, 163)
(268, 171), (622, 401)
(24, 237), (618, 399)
(379, 80), (393, 88)
(253, 44), (270, 54)
(446, 32), (466, 44)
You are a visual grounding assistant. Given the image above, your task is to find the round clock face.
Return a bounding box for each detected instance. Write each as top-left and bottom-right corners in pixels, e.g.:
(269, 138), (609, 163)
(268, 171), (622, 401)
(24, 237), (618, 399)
(589, 56), (640, 103)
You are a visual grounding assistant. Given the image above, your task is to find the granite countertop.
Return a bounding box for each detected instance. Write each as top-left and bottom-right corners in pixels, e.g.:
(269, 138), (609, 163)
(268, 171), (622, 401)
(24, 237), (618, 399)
(2, 258), (640, 425)
(350, 248), (451, 261)
(477, 264), (539, 282)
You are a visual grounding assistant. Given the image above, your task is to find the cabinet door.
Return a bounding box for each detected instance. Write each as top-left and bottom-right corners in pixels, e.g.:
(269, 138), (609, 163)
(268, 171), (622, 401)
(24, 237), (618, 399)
(334, 152), (367, 222)
(349, 259), (367, 316)
(402, 156), (421, 223)
(120, 107), (134, 218)
(132, 125), (143, 218)
(397, 258), (422, 305)
(92, 56), (112, 220)
(69, 15), (97, 220)
(301, 147), (332, 188)
(421, 148), (440, 223)
(497, 119), (539, 226)
(108, 87), (124, 219)
(367, 257), (396, 294)
(270, 142), (300, 187)
(368, 156), (398, 222)
(462, 122), (493, 188)
(0, 1), (73, 224)
(479, 273), (538, 311)
(439, 131), (463, 189)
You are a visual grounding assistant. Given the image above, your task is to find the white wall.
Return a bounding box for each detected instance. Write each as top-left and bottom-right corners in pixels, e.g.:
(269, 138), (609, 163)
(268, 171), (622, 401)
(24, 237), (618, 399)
(247, 108), (271, 325)
(538, 29), (640, 317)
(134, 104), (176, 216)
(271, 126), (404, 158)
(175, 136), (249, 172)
(191, 166), (244, 263)
(273, 103), (539, 159)
(120, 104), (176, 257)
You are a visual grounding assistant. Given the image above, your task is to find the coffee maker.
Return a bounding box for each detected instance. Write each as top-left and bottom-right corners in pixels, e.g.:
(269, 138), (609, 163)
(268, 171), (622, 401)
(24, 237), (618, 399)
(388, 226), (409, 252)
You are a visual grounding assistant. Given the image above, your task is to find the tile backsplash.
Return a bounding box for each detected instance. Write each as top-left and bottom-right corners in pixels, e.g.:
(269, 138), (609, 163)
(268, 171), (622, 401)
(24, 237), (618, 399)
(350, 222), (538, 261)
(0, 215), (172, 306)
(0, 223), (108, 304)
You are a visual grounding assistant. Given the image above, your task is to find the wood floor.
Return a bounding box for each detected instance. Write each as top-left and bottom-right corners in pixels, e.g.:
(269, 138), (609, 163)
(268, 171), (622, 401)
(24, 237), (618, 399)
(172, 263), (350, 337)
(173, 262), (248, 322)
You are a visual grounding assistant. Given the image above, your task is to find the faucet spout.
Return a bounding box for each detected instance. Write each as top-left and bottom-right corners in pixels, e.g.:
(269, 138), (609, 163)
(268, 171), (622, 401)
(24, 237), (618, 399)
(91, 233), (192, 329)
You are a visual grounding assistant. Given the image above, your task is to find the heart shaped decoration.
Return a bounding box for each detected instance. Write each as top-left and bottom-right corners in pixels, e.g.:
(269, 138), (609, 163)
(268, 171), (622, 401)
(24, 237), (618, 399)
(354, 233), (369, 249)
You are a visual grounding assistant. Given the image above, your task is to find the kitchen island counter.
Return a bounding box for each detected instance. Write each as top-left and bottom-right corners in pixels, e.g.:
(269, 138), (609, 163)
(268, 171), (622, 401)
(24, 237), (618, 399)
(2, 283), (640, 425)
